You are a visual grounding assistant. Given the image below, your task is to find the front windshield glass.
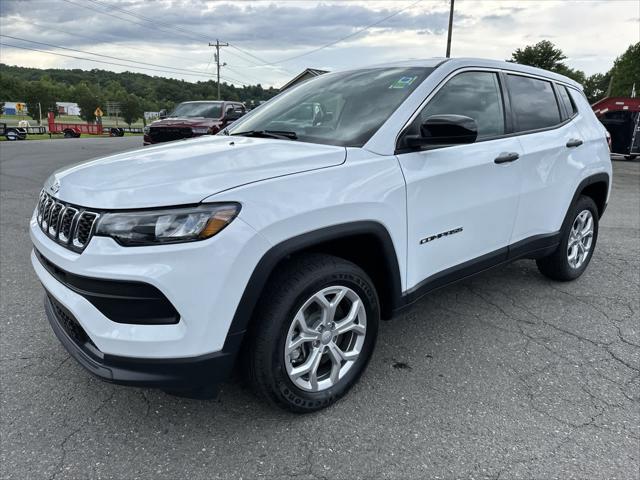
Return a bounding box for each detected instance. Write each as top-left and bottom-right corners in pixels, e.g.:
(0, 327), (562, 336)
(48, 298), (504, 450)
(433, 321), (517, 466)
(227, 67), (433, 147)
(170, 102), (222, 119)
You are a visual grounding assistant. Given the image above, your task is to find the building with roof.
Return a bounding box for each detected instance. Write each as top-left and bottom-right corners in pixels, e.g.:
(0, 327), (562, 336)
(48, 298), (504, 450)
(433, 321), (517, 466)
(280, 68), (329, 91)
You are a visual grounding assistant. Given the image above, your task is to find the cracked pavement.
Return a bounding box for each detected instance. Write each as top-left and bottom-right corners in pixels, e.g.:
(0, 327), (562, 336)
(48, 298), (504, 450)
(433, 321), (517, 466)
(1, 138), (638, 479)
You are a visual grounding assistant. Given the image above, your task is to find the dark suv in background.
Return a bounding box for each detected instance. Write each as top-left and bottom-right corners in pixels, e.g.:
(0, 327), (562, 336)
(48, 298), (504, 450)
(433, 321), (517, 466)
(143, 101), (246, 145)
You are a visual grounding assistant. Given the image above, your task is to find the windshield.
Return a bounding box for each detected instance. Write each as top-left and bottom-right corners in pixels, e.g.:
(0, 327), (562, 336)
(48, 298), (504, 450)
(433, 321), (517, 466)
(227, 67), (433, 147)
(170, 102), (222, 119)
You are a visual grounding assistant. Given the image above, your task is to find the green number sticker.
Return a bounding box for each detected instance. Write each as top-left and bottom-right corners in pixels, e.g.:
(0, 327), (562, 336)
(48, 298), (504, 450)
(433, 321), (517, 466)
(389, 76), (418, 89)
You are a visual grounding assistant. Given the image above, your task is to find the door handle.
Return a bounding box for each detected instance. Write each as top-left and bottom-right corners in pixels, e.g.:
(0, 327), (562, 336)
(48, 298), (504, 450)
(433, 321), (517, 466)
(566, 138), (583, 148)
(494, 152), (520, 164)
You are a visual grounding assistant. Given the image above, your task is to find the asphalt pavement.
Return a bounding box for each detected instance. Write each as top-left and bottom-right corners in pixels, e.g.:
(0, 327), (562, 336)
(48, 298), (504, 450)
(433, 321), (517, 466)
(1, 137), (638, 480)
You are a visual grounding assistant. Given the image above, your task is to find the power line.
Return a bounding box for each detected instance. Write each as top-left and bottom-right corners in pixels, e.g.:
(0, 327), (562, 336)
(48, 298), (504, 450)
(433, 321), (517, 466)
(227, 43), (295, 74)
(0, 41), (244, 85)
(84, 0), (286, 71)
(0, 34), (221, 78)
(17, 19), (256, 84)
(225, 65), (265, 85)
(86, 0), (212, 42)
(258, 0), (422, 65)
(59, 0), (274, 71)
(20, 19), (212, 66)
(59, 0), (205, 45)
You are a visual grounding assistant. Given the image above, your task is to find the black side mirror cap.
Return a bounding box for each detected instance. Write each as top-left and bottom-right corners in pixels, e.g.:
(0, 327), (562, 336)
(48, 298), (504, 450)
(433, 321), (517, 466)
(401, 114), (478, 150)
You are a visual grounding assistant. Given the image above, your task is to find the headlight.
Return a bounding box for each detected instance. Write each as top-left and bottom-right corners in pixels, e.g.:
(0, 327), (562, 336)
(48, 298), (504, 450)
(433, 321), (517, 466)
(143, 126), (150, 134)
(192, 127), (210, 134)
(95, 203), (240, 246)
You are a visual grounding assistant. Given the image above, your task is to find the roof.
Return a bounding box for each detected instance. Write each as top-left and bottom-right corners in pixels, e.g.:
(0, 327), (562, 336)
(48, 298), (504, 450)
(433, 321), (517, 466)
(339, 57), (584, 90)
(280, 68), (329, 91)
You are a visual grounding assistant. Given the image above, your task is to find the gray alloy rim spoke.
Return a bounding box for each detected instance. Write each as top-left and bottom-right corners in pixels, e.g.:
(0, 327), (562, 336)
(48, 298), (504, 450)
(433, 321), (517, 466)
(567, 209), (594, 269)
(284, 285), (367, 392)
(334, 299), (366, 335)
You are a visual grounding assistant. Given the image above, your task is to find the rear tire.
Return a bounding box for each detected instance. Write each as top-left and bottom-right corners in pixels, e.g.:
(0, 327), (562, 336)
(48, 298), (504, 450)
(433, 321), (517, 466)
(536, 195), (599, 281)
(245, 253), (379, 413)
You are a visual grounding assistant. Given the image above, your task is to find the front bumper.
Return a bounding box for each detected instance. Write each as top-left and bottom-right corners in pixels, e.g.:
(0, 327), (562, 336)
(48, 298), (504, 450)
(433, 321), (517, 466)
(44, 293), (241, 396)
(30, 210), (270, 359)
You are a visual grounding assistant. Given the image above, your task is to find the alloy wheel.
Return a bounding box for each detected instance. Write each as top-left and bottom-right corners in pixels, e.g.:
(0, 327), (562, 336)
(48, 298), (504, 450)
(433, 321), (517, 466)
(284, 286), (367, 392)
(567, 209), (594, 269)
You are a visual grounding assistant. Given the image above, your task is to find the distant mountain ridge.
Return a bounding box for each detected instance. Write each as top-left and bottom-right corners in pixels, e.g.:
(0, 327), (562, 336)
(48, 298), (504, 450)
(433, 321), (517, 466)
(0, 63), (279, 111)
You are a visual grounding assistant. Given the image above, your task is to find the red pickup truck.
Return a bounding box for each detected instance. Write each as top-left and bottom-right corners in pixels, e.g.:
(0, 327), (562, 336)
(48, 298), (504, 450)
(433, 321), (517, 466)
(143, 101), (246, 145)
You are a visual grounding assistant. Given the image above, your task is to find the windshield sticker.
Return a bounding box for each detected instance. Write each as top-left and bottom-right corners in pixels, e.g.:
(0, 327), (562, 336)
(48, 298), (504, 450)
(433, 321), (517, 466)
(389, 76), (418, 89)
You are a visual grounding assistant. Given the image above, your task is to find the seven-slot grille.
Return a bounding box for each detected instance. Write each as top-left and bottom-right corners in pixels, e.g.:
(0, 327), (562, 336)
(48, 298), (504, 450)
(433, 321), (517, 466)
(36, 190), (100, 252)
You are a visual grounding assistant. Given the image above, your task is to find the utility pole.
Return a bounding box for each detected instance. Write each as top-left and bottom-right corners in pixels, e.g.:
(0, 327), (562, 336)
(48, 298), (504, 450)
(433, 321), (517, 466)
(446, 0), (454, 58)
(209, 40), (229, 100)
(38, 102), (42, 125)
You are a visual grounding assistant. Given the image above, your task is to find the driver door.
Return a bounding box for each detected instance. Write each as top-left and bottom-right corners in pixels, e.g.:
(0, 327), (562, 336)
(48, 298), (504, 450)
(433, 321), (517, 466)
(396, 70), (523, 290)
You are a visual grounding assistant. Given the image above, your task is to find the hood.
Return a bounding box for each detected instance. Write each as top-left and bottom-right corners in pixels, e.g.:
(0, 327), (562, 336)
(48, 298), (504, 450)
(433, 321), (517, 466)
(150, 117), (221, 128)
(46, 136), (346, 209)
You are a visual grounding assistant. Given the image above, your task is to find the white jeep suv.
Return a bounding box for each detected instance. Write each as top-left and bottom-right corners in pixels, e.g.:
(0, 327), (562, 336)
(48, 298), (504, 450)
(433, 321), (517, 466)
(31, 58), (611, 412)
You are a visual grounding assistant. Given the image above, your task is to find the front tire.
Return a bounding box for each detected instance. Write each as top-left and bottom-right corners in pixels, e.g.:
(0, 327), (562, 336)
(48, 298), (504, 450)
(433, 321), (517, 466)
(246, 254), (379, 413)
(536, 195), (599, 281)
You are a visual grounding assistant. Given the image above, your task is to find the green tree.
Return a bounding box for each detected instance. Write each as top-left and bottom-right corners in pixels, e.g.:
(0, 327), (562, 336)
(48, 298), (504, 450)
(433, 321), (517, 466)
(120, 93), (143, 126)
(73, 82), (103, 122)
(510, 40), (568, 71)
(509, 40), (586, 84)
(23, 78), (60, 123)
(583, 72), (611, 103)
(0, 73), (25, 103)
(608, 42), (639, 97)
(0, 63), (280, 113)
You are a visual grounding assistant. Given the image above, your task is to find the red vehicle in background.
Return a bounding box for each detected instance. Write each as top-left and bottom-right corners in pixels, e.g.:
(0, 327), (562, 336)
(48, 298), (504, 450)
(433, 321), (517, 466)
(592, 97), (640, 159)
(47, 111), (125, 138)
(143, 101), (246, 145)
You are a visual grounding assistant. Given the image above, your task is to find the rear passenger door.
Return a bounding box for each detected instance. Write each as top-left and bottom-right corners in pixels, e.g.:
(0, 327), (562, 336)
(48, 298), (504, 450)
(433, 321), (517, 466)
(506, 74), (584, 244)
(397, 70), (523, 290)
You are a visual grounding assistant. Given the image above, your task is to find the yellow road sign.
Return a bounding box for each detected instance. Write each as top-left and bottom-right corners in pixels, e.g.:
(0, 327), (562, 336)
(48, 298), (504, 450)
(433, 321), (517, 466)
(15, 102), (25, 112)
(94, 107), (103, 117)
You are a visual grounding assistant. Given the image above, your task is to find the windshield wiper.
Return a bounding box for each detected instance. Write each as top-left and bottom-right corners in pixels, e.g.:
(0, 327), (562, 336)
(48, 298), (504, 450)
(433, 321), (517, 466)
(231, 130), (298, 140)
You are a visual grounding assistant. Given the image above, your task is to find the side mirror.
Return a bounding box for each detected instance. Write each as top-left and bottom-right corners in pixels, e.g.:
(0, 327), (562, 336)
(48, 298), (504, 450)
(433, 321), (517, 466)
(158, 109), (168, 119)
(403, 114), (478, 149)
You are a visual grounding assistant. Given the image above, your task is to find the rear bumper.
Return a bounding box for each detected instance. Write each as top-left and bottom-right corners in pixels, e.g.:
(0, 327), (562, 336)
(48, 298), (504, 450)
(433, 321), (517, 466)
(45, 293), (242, 397)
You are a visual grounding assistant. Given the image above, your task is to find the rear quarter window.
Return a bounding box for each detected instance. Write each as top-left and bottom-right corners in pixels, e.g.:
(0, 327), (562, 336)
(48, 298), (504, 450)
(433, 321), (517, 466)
(558, 85), (578, 119)
(507, 75), (562, 132)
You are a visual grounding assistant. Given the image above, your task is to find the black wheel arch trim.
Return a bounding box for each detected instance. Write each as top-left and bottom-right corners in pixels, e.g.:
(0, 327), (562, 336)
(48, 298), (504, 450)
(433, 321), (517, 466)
(569, 172), (610, 218)
(225, 221), (404, 345)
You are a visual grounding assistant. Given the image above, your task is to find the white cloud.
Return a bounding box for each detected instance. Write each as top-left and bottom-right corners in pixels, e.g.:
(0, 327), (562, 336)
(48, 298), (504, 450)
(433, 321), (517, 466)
(0, 0), (637, 88)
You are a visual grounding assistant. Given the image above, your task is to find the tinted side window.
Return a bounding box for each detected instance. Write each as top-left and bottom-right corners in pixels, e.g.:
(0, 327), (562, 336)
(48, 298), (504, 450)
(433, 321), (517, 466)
(419, 71), (505, 139)
(558, 85), (578, 119)
(507, 75), (561, 131)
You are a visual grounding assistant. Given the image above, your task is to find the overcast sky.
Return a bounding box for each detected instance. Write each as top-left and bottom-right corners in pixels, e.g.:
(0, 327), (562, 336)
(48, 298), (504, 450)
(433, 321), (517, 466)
(0, 0), (638, 88)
